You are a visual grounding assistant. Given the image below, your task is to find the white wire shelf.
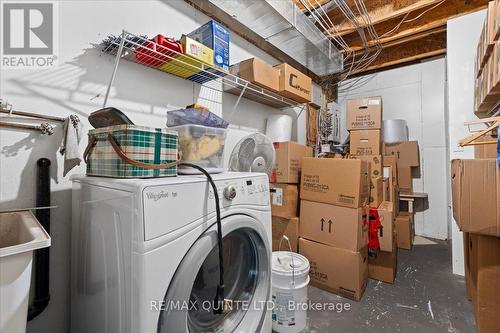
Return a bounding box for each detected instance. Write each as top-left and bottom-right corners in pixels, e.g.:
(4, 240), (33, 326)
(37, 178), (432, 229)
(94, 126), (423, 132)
(100, 31), (302, 109)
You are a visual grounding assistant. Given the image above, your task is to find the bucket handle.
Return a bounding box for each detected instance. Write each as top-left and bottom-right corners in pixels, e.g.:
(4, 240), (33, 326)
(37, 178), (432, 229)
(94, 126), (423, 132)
(278, 235), (296, 287)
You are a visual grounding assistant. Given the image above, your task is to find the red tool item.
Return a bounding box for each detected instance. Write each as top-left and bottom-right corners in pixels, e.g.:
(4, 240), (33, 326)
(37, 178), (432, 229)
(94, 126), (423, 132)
(135, 34), (182, 67)
(368, 207), (383, 255)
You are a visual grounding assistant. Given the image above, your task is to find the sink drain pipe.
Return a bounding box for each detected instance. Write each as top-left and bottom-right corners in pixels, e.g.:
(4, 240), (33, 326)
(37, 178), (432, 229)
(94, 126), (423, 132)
(28, 158), (51, 320)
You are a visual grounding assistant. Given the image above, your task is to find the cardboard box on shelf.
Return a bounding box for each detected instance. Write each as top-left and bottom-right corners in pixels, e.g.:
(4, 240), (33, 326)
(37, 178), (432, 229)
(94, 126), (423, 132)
(274, 63), (312, 103)
(346, 96), (382, 130)
(272, 142), (313, 184)
(299, 200), (368, 252)
(300, 158), (370, 208)
(272, 216), (299, 252)
(395, 213), (414, 250)
(299, 238), (368, 301)
(357, 155), (383, 178)
(369, 177), (384, 208)
(270, 183), (299, 219)
(188, 20), (230, 71)
(384, 141), (420, 167)
(229, 58), (279, 92)
(471, 234), (500, 333)
(451, 159), (500, 236)
(397, 167), (413, 194)
(368, 236), (397, 284)
(350, 130), (381, 156)
(377, 201), (395, 252)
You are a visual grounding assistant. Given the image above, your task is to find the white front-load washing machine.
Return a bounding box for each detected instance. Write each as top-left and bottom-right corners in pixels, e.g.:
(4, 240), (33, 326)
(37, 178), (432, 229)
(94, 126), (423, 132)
(71, 172), (272, 333)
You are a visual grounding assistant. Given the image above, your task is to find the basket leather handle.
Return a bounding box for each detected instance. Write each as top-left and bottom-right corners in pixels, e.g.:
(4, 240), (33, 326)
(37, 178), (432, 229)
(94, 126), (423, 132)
(84, 134), (179, 170)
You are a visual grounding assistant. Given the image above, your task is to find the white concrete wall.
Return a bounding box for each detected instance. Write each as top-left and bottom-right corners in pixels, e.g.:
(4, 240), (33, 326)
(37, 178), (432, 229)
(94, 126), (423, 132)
(447, 10), (486, 275)
(338, 58), (449, 240)
(0, 1), (306, 331)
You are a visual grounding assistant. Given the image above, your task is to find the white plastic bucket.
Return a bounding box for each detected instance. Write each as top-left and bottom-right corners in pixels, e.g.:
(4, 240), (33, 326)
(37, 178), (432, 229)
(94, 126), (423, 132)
(0, 211), (51, 333)
(272, 251), (310, 333)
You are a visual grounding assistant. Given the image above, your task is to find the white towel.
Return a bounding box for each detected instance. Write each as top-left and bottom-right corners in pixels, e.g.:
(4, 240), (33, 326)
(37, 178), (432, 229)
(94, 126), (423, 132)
(59, 115), (83, 176)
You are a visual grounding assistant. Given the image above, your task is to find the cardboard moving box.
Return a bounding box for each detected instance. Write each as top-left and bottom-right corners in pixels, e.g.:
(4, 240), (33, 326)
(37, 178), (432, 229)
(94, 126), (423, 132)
(383, 155), (398, 185)
(299, 200), (368, 251)
(377, 201), (395, 252)
(382, 177), (390, 202)
(270, 183), (299, 219)
(463, 232), (474, 302)
(301, 158), (370, 208)
(395, 213), (414, 250)
(346, 96), (382, 130)
(350, 130), (381, 156)
(274, 63), (312, 103)
(299, 238), (368, 301)
(272, 216), (299, 252)
(370, 177), (384, 208)
(397, 167), (413, 194)
(230, 58), (279, 92)
(471, 234), (500, 333)
(384, 141), (420, 167)
(273, 142), (313, 184)
(357, 155), (383, 178)
(451, 159), (500, 236)
(368, 237), (397, 284)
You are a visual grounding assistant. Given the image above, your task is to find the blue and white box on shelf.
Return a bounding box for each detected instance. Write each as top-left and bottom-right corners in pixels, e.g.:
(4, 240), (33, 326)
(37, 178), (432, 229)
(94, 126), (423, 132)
(188, 20), (230, 70)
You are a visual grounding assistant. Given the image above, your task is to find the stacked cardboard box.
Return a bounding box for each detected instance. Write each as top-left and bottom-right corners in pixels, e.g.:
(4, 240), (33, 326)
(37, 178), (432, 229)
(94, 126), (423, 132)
(383, 140), (420, 250)
(383, 141), (420, 195)
(465, 234), (500, 332)
(347, 96), (383, 209)
(452, 157), (500, 332)
(299, 157), (370, 301)
(474, 0), (500, 117)
(270, 142), (312, 252)
(346, 97), (399, 283)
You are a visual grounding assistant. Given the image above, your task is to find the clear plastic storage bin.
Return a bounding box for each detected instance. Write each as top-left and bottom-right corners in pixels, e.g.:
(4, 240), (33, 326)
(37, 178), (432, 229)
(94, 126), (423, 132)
(172, 124), (226, 174)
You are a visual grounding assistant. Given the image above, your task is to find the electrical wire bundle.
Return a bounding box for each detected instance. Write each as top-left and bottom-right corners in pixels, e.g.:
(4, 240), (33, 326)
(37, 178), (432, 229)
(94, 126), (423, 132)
(300, 0), (447, 93)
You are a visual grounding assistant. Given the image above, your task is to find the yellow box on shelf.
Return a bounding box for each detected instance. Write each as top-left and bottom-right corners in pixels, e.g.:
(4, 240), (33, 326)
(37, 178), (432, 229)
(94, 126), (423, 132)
(160, 35), (214, 78)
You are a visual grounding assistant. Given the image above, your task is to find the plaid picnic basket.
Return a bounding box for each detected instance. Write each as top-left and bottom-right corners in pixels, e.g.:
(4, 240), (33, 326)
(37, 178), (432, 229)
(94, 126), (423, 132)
(84, 125), (178, 178)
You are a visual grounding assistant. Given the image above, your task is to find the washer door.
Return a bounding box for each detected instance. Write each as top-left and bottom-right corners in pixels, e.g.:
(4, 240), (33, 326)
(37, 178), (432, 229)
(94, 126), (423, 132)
(157, 214), (270, 333)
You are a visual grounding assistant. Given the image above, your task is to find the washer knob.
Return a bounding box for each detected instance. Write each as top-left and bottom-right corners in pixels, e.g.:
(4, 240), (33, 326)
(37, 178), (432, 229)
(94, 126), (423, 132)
(223, 186), (237, 200)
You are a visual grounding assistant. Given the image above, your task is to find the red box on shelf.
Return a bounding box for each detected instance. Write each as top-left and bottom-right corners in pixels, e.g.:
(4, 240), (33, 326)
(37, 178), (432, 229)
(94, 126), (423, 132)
(135, 34), (182, 67)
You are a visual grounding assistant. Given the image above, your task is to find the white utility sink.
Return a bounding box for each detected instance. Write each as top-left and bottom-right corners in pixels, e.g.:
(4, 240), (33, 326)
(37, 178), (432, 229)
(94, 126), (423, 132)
(0, 211), (51, 333)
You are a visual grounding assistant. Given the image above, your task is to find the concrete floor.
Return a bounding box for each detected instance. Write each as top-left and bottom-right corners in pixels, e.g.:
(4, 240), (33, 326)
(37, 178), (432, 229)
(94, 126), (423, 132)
(305, 238), (476, 332)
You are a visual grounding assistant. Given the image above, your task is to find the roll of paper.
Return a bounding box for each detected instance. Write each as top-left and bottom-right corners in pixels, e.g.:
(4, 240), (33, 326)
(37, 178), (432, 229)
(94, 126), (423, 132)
(266, 115), (293, 142)
(383, 119), (408, 144)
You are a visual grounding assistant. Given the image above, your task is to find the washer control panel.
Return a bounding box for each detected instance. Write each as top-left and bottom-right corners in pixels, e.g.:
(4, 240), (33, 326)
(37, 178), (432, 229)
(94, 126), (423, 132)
(142, 174), (270, 240)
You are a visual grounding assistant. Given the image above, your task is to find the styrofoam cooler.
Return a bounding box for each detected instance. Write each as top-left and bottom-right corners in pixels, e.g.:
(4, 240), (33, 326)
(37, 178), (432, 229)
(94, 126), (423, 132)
(0, 211), (51, 333)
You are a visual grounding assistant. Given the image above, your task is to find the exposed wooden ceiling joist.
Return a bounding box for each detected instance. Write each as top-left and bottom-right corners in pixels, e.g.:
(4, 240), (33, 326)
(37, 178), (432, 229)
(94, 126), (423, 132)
(325, 0), (447, 36)
(341, 0), (489, 52)
(348, 28), (447, 76)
